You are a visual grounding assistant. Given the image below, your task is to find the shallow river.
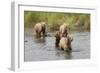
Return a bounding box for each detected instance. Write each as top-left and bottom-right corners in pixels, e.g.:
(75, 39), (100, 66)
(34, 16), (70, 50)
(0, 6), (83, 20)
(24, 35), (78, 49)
(24, 29), (90, 62)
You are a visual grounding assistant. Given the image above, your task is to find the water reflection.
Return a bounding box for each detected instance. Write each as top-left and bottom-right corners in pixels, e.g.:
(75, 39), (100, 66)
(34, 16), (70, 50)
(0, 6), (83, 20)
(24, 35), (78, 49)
(33, 33), (53, 43)
(24, 32), (90, 61)
(33, 37), (46, 43)
(55, 48), (72, 59)
(64, 52), (72, 59)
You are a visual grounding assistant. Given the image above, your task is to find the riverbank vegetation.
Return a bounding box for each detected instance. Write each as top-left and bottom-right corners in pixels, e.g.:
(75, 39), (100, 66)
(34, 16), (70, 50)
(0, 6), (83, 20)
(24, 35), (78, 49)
(24, 11), (90, 31)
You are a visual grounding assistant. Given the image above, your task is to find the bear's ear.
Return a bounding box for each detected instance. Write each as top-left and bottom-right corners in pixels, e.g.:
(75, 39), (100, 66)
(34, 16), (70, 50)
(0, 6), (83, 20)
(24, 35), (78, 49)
(70, 37), (73, 42)
(71, 38), (73, 42)
(55, 34), (59, 37)
(67, 34), (73, 41)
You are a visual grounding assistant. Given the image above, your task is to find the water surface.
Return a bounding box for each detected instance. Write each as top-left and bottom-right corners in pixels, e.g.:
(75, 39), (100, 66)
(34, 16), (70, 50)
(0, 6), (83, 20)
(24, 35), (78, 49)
(24, 29), (90, 62)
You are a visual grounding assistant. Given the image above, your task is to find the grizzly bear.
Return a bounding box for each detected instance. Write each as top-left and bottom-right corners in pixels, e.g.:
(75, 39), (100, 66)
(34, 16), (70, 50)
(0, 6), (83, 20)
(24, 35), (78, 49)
(59, 23), (68, 38)
(34, 22), (46, 38)
(59, 36), (73, 52)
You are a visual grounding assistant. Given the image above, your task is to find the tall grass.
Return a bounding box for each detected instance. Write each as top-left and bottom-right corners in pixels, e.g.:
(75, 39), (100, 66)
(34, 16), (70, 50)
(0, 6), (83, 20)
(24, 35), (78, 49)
(24, 11), (90, 31)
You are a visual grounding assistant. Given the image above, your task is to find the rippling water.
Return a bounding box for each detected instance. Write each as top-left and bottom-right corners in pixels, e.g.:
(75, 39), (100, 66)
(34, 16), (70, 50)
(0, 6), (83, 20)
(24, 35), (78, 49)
(24, 29), (90, 62)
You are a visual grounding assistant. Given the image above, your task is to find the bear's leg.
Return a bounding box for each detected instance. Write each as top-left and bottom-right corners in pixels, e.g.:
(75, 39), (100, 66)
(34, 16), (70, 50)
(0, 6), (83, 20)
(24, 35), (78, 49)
(59, 45), (62, 50)
(69, 47), (72, 51)
(55, 39), (60, 48)
(55, 42), (59, 47)
(39, 32), (41, 38)
(42, 27), (46, 37)
(36, 32), (41, 38)
(35, 31), (38, 38)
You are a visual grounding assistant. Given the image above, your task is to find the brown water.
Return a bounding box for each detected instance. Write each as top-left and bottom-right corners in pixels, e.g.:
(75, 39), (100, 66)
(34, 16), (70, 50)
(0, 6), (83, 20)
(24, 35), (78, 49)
(24, 29), (90, 62)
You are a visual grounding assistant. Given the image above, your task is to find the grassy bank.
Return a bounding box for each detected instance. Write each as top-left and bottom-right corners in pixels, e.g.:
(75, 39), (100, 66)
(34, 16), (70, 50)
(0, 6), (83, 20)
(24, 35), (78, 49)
(24, 11), (90, 31)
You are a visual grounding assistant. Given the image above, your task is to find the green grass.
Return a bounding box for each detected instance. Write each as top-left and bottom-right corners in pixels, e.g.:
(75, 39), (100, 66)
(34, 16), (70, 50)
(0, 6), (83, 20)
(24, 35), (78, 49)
(24, 11), (90, 31)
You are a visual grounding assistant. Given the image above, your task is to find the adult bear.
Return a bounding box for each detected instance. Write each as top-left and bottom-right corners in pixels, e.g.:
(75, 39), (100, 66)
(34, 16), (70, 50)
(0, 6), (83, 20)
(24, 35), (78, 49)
(59, 23), (68, 38)
(59, 36), (73, 52)
(55, 23), (68, 47)
(34, 22), (46, 38)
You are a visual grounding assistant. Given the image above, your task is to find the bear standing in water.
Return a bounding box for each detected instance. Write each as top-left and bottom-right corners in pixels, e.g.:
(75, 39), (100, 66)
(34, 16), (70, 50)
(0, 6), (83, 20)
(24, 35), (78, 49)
(55, 23), (68, 47)
(59, 36), (73, 52)
(59, 23), (68, 38)
(34, 22), (46, 38)
(55, 23), (73, 51)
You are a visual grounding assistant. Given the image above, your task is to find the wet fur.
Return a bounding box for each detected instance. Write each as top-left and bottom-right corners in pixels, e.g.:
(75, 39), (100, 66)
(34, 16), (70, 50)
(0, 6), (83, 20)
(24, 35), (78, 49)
(59, 37), (72, 52)
(34, 22), (46, 38)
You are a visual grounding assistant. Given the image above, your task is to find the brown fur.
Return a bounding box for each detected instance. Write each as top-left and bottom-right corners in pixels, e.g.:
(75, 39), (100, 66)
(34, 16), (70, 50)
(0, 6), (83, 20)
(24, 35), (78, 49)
(55, 31), (60, 47)
(34, 22), (46, 38)
(59, 24), (68, 38)
(55, 23), (68, 48)
(59, 37), (72, 51)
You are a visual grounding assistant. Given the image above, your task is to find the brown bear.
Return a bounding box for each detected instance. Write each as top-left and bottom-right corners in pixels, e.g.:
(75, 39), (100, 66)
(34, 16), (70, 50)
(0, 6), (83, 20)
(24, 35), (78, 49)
(34, 22), (46, 38)
(59, 23), (68, 38)
(59, 36), (73, 52)
(55, 23), (68, 48)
